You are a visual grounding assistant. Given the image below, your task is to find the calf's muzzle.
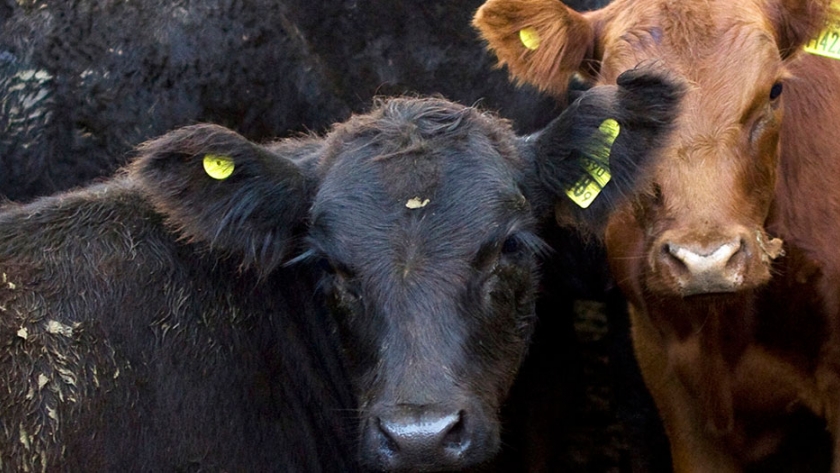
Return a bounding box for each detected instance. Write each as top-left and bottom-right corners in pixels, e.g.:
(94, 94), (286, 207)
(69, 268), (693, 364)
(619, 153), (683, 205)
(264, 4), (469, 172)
(364, 404), (493, 471)
(651, 225), (783, 296)
(659, 236), (747, 295)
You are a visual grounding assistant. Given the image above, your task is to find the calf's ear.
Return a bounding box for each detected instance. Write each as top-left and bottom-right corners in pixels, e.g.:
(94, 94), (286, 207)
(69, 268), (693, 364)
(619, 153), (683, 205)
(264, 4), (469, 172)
(472, 0), (598, 99)
(130, 123), (319, 274)
(524, 67), (682, 236)
(764, 0), (832, 59)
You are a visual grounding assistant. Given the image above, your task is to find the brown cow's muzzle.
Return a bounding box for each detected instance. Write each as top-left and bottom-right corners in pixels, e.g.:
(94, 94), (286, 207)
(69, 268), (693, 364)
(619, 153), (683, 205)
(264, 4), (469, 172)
(649, 227), (784, 296)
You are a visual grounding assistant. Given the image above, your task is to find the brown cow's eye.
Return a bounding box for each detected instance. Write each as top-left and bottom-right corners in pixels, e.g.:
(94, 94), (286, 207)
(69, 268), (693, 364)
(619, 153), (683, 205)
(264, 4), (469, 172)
(769, 82), (783, 100)
(644, 183), (663, 207)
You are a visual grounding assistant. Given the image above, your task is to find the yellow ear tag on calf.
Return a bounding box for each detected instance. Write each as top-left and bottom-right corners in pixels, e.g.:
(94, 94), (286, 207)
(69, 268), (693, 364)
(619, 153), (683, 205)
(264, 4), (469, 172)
(203, 154), (235, 180)
(804, 1), (840, 60)
(519, 27), (541, 50)
(565, 119), (620, 209)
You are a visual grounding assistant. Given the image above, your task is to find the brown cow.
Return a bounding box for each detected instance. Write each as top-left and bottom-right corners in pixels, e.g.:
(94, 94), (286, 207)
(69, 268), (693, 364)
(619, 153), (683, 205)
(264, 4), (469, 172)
(475, 0), (840, 471)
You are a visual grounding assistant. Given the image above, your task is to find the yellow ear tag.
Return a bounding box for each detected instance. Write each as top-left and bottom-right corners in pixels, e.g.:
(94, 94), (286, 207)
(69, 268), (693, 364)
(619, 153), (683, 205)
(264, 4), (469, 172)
(519, 27), (541, 50)
(203, 154), (235, 180)
(804, 1), (840, 60)
(565, 119), (620, 209)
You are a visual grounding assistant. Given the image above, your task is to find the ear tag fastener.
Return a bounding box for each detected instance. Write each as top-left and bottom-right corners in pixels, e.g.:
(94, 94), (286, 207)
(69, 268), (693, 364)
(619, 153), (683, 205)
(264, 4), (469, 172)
(804, 1), (840, 60)
(203, 154), (235, 180)
(519, 27), (541, 50)
(565, 119), (620, 209)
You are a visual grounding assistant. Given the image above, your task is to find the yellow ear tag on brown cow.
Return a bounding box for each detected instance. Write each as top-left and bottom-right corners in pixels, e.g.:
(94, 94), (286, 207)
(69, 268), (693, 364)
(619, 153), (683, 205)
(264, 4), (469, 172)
(804, 1), (840, 60)
(565, 119), (620, 209)
(203, 154), (235, 180)
(519, 28), (541, 50)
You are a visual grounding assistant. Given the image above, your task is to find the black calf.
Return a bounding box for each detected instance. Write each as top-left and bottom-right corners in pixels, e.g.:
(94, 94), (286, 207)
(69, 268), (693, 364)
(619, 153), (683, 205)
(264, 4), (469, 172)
(0, 70), (679, 471)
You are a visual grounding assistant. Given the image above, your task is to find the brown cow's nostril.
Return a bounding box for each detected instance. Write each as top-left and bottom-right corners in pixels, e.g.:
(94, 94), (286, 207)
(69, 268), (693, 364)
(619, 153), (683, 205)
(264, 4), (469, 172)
(658, 237), (748, 295)
(661, 242), (689, 273)
(668, 240), (741, 273)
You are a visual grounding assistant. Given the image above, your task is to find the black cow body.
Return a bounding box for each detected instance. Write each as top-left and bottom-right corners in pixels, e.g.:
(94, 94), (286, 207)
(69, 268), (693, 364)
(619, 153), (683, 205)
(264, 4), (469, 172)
(0, 188), (356, 471)
(0, 72), (679, 471)
(0, 0), (349, 202)
(0, 0), (609, 203)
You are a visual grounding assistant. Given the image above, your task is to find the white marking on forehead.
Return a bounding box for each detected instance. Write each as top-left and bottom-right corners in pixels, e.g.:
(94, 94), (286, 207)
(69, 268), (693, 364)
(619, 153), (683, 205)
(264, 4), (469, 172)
(406, 197), (430, 209)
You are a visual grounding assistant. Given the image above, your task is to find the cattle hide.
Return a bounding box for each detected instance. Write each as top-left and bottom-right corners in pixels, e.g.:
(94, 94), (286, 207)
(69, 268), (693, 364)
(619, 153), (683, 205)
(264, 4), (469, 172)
(475, 0), (840, 471)
(0, 0), (604, 203)
(0, 74), (680, 472)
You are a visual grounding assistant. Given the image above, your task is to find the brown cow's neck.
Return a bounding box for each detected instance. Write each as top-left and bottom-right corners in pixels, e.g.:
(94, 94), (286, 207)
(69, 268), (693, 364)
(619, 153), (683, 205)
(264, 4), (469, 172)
(650, 293), (756, 435)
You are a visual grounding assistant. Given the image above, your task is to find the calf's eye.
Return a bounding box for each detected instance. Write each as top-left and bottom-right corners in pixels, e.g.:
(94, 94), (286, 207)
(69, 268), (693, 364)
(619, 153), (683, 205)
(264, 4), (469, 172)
(315, 257), (333, 274)
(501, 235), (519, 254)
(337, 282), (361, 303)
(769, 82), (783, 100)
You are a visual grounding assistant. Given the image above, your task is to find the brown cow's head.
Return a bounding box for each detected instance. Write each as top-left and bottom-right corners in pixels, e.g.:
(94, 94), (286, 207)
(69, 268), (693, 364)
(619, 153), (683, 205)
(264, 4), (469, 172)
(474, 0), (828, 300)
(475, 0), (834, 442)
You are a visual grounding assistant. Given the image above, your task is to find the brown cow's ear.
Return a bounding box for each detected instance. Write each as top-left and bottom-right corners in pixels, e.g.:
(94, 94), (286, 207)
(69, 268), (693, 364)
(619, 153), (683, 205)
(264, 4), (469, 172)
(765, 0), (832, 59)
(473, 0), (597, 99)
(131, 124), (321, 275)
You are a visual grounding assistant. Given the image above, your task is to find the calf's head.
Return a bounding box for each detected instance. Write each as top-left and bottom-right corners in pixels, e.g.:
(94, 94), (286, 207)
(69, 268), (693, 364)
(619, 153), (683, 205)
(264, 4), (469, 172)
(131, 76), (678, 470)
(474, 0), (828, 300)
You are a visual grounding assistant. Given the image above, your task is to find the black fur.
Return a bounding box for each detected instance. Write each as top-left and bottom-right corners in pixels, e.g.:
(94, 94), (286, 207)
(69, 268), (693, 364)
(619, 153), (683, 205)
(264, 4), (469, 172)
(0, 1), (612, 203)
(0, 79), (678, 471)
(0, 0), (566, 203)
(132, 125), (319, 275)
(523, 67), (683, 235)
(0, 182), (358, 472)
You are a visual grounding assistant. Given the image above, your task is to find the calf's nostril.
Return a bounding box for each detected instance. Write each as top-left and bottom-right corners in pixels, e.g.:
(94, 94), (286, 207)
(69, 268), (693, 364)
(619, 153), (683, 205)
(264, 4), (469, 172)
(374, 417), (400, 456)
(662, 242), (689, 272)
(656, 236), (751, 294)
(442, 410), (468, 451)
(726, 239), (747, 269)
(363, 407), (494, 470)
(667, 240), (741, 275)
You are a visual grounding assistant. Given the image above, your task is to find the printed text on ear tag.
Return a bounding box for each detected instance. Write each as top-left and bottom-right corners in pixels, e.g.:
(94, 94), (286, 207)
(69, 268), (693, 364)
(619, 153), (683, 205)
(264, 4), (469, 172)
(566, 119), (620, 209)
(519, 28), (541, 50)
(203, 154), (235, 180)
(804, 0), (840, 59)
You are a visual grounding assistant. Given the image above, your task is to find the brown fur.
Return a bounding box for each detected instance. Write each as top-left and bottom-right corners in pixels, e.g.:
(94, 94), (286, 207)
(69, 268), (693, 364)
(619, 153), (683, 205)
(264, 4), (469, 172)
(476, 0), (840, 470)
(472, 0), (595, 97)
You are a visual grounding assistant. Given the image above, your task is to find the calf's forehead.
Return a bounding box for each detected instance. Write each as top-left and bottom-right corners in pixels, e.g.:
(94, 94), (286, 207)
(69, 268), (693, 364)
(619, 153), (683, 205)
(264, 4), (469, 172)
(310, 130), (529, 266)
(601, 1), (782, 84)
(599, 0), (784, 134)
